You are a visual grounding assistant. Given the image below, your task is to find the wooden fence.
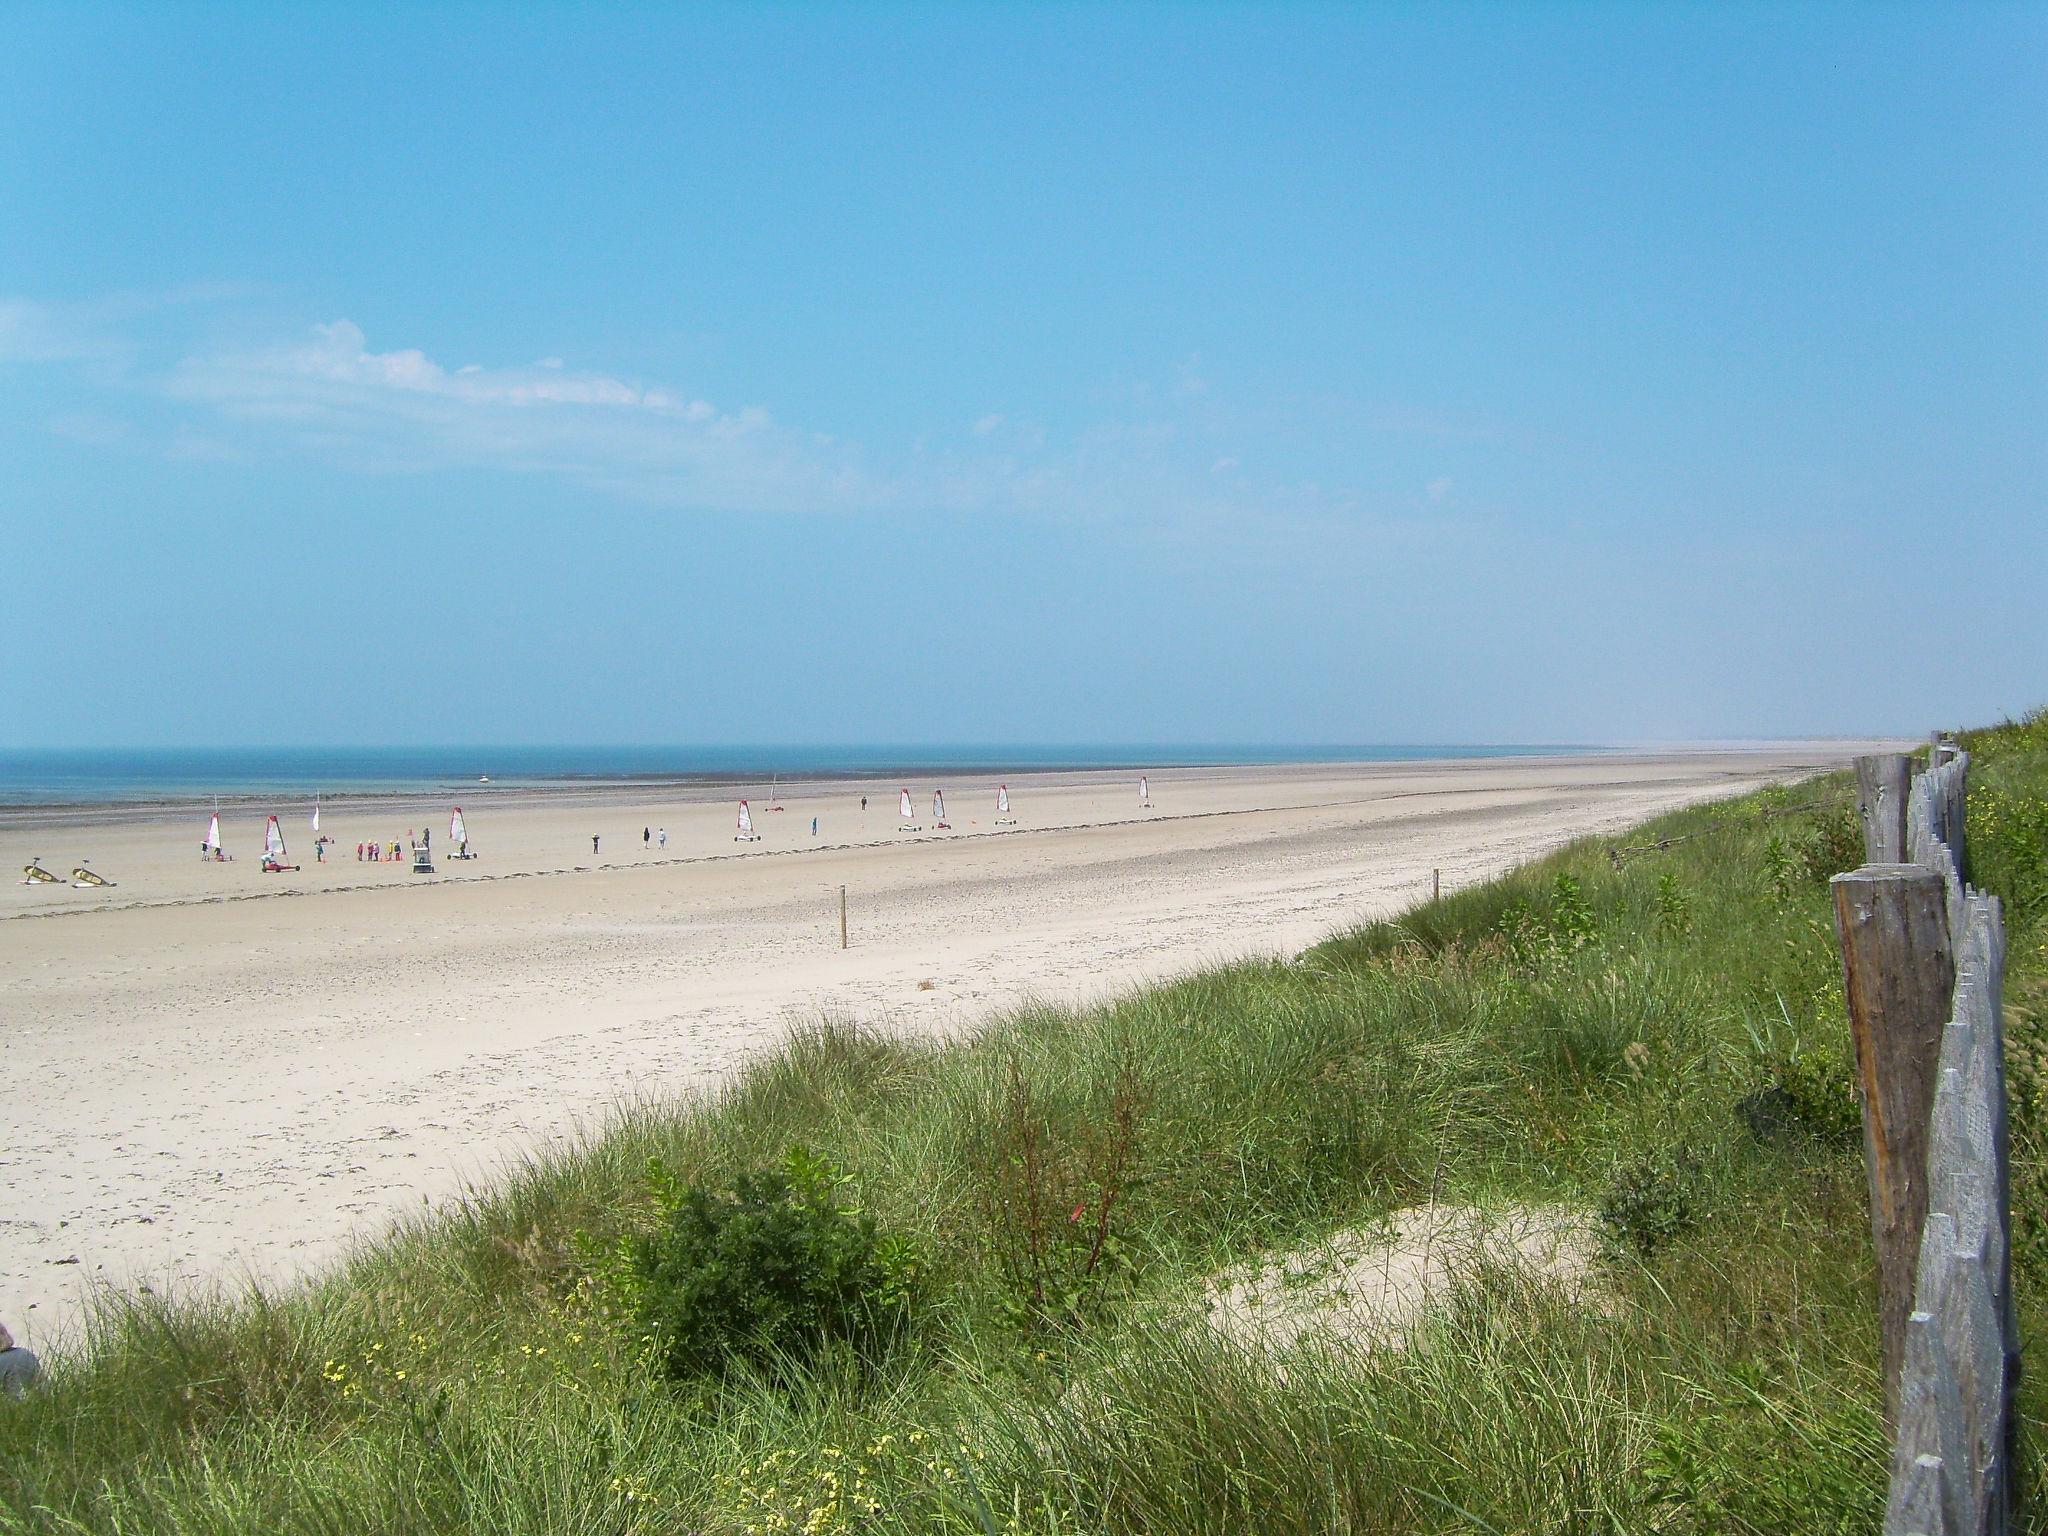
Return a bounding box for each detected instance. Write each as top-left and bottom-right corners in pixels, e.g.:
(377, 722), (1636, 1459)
(1834, 746), (2015, 1535)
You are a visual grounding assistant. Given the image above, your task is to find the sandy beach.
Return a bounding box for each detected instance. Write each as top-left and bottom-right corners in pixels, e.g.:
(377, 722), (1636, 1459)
(0, 747), (1892, 1346)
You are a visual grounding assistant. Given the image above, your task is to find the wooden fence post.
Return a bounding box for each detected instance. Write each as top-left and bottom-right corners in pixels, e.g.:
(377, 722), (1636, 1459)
(1856, 754), (1914, 863)
(840, 885), (848, 950)
(1832, 863), (1957, 1430)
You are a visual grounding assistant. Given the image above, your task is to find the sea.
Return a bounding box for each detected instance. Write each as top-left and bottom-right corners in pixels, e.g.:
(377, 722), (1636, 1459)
(0, 744), (1599, 809)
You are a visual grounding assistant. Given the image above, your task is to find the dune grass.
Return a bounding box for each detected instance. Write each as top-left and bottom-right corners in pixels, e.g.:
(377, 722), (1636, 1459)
(4, 727), (2046, 1534)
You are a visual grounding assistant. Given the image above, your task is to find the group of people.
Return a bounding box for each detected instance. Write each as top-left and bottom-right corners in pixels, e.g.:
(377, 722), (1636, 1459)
(357, 829), (429, 863)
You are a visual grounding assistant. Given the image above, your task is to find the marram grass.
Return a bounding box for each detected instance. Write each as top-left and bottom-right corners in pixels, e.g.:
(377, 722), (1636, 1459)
(5, 725), (2048, 1534)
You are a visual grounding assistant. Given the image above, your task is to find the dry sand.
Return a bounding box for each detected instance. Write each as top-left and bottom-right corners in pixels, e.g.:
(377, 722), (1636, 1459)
(0, 747), (1889, 1346)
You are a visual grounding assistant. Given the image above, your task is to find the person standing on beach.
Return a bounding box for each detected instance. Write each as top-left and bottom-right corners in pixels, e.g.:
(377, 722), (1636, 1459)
(657, 827), (667, 850)
(861, 795), (868, 812)
(811, 816), (818, 837)
(592, 834), (600, 856)
(643, 826), (650, 850)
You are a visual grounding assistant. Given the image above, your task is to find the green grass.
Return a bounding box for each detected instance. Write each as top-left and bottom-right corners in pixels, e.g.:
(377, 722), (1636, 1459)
(5, 730), (2047, 1534)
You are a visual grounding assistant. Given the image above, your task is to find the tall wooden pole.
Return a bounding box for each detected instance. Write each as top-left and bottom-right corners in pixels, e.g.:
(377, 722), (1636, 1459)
(1432, 868), (1440, 903)
(1854, 753), (1913, 863)
(1831, 863), (1956, 1430)
(839, 885), (848, 950)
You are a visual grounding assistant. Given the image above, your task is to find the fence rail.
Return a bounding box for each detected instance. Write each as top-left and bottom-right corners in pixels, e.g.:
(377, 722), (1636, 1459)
(1836, 747), (2015, 1536)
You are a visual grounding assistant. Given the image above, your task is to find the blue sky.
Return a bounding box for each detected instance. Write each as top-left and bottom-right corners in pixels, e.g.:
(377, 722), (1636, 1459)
(2, 4), (2041, 747)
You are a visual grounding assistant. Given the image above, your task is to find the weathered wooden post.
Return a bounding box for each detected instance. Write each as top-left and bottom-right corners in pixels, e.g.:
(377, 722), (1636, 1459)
(1942, 756), (1970, 882)
(1832, 863), (1957, 1430)
(839, 885), (848, 949)
(1432, 867), (1441, 903)
(1856, 753), (1914, 863)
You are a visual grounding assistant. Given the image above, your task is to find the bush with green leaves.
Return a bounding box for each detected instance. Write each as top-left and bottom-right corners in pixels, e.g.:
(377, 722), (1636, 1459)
(1599, 1147), (1704, 1257)
(1654, 871), (1693, 937)
(1762, 832), (1802, 902)
(620, 1147), (915, 1383)
(1805, 808), (1864, 882)
(1499, 870), (1601, 968)
(1738, 1046), (1862, 1148)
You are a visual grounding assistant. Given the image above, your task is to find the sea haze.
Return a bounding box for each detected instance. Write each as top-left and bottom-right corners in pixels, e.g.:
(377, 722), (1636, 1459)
(0, 745), (1601, 808)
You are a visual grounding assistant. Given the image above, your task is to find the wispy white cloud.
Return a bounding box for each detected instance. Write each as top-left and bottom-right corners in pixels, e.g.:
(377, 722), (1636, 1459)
(165, 319), (892, 513)
(5, 297), (1468, 547)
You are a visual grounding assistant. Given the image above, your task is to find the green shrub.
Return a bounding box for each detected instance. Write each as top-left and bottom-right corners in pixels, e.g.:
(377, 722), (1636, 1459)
(1804, 809), (1864, 883)
(1499, 871), (1602, 969)
(1599, 1148), (1704, 1257)
(975, 1049), (1147, 1328)
(1762, 833), (1801, 902)
(620, 1148), (912, 1382)
(1738, 1047), (1862, 1148)
(1654, 872), (1694, 938)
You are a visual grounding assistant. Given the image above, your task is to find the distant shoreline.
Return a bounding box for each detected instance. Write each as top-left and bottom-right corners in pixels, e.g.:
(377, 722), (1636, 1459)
(0, 743), (1608, 820)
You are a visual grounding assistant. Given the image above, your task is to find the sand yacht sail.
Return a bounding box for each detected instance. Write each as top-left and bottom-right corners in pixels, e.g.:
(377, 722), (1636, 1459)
(450, 807), (473, 859)
(933, 789), (950, 828)
(262, 815), (299, 873)
(735, 800), (761, 842)
(898, 788), (920, 831)
(1139, 775), (1151, 807)
(203, 811), (223, 861)
(996, 783), (1014, 825)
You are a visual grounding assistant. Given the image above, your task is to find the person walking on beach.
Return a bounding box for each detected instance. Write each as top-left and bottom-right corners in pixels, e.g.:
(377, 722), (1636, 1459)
(861, 795), (868, 812)
(643, 826), (650, 851)
(657, 827), (667, 850)
(811, 816), (819, 837)
(592, 834), (600, 856)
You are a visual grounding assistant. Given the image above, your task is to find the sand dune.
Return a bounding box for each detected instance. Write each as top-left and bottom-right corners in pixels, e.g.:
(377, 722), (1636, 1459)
(0, 747), (1891, 1346)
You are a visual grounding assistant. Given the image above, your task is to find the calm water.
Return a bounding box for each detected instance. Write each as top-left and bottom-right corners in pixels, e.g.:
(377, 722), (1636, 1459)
(0, 744), (1599, 807)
